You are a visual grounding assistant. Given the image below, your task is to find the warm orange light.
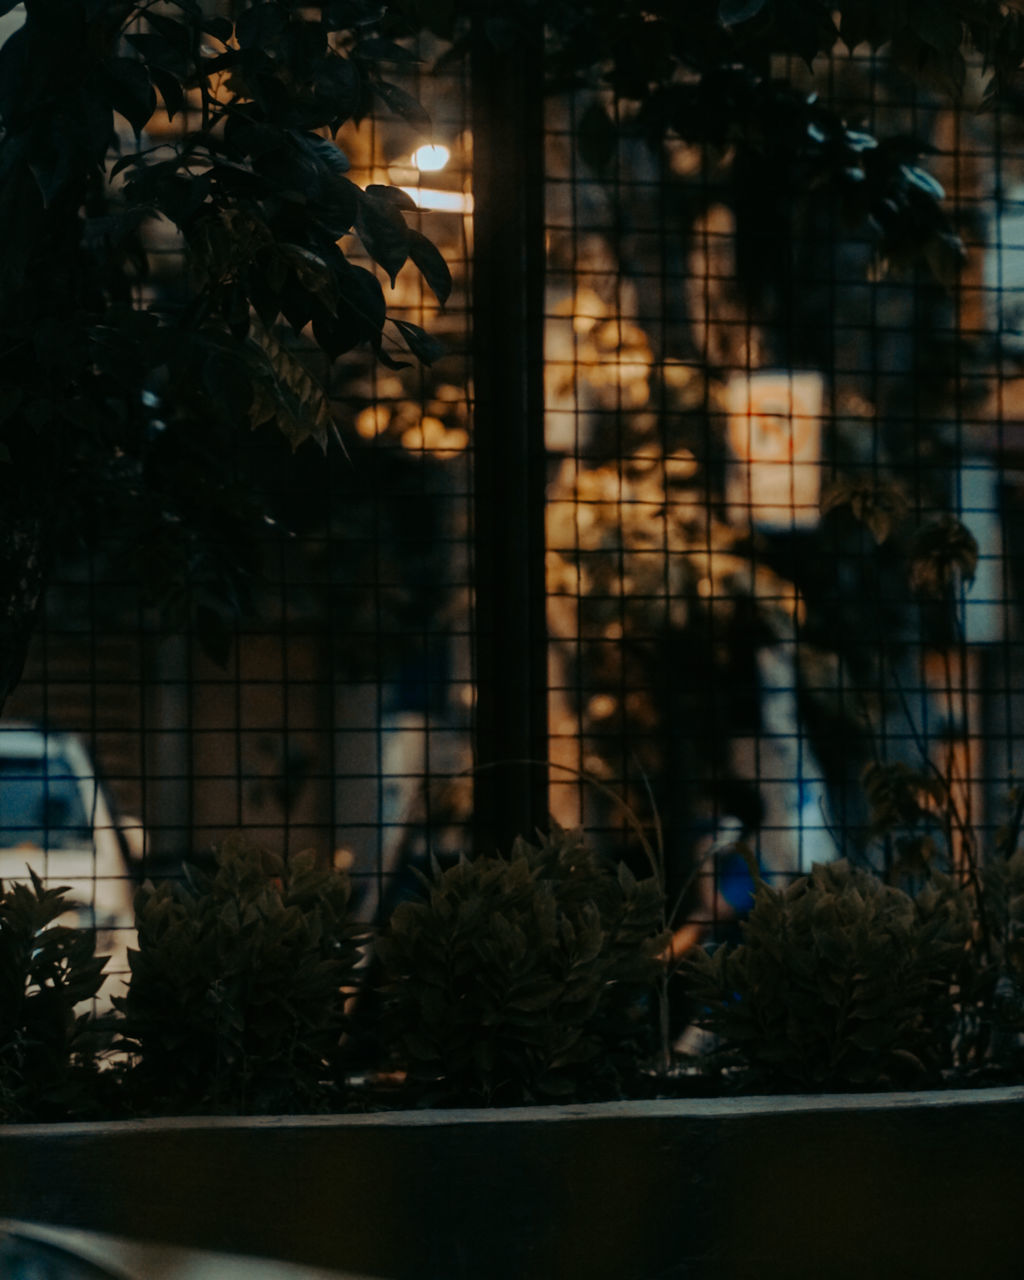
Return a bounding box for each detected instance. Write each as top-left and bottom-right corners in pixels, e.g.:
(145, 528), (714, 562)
(398, 187), (473, 213)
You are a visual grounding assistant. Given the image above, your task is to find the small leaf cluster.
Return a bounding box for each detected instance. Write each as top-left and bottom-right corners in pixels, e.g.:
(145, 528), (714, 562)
(467, 0), (997, 279)
(820, 477), (909, 546)
(1, 1), (449, 389)
(966, 801), (1024, 1069)
(854, 779), (1024, 1072)
(115, 834), (360, 1114)
(636, 66), (964, 278)
(0, 871), (109, 1121)
(0, 1), (456, 680)
(861, 760), (948, 877)
(908, 515), (979, 598)
(685, 859), (971, 1091)
(375, 826), (667, 1105)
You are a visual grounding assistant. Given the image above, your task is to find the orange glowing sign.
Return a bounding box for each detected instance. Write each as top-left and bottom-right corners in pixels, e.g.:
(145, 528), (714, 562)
(725, 371), (824, 531)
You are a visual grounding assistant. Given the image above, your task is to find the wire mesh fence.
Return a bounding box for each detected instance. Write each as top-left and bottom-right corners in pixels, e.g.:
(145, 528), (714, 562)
(544, 43), (1024, 967)
(3, 15), (1024, 1015)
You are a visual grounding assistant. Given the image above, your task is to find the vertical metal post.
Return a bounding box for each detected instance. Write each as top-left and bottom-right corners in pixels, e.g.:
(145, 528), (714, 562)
(469, 15), (549, 853)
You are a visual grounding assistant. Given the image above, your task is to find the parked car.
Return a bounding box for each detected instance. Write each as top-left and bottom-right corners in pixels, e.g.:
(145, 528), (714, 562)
(0, 1219), (379, 1279)
(0, 723), (141, 997)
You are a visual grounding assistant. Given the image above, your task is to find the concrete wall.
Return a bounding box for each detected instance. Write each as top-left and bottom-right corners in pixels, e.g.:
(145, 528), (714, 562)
(1, 1089), (1023, 1279)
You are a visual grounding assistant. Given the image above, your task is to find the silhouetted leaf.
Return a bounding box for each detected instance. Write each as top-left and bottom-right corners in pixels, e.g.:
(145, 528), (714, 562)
(297, 131), (350, 174)
(355, 191), (409, 285)
(577, 99), (617, 172)
(365, 183), (418, 210)
(373, 79), (431, 131)
(408, 228), (452, 305)
(314, 53), (362, 121)
(99, 57), (156, 135)
(719, 0), (770, 25)
(376, 347), (412, 370)
(839, 5), (880, 50)
(202, 15), (234, 43)
(392, 317), (445, 364)
(901, 163), (945, 200)
(236, 2), (286, 50)
(354, 36), (420, 64)
(124, 32), (189, 77)
(143, 10), (194, 54)
(148, 64), (185, 122)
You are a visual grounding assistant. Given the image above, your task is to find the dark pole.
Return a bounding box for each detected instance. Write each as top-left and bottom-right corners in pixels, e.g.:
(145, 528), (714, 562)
(469, 14), (549, 854)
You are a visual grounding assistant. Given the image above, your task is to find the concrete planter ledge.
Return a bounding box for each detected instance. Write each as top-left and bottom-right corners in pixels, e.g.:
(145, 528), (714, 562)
(2, 1087), (1022, 1279)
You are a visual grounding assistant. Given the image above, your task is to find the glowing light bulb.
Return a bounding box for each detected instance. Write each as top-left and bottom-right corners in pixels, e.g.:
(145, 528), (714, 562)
(412, 143), (450, 173)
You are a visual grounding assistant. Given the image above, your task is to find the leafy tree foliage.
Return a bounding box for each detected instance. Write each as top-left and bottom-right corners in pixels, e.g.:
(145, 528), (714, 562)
(1, 0), (1021, 716)
(0, 871), (109, 1120)
(398, 0), (1024, 271)
(0, 0), (449, 703)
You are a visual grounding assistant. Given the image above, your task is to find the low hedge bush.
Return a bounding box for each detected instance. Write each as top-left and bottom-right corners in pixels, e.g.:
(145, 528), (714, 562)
(6, 814), (1024, 1119)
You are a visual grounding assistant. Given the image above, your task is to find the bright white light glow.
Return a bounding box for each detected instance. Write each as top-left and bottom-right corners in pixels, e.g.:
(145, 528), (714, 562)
(412, 143), (451, 172)
(398, 187), (473, 214)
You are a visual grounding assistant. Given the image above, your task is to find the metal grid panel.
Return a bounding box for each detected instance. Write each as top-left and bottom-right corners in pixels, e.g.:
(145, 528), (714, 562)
(4, 21), (1024, 999)
(1, 34), (476, 995)
(544, 45), (1024, 960)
